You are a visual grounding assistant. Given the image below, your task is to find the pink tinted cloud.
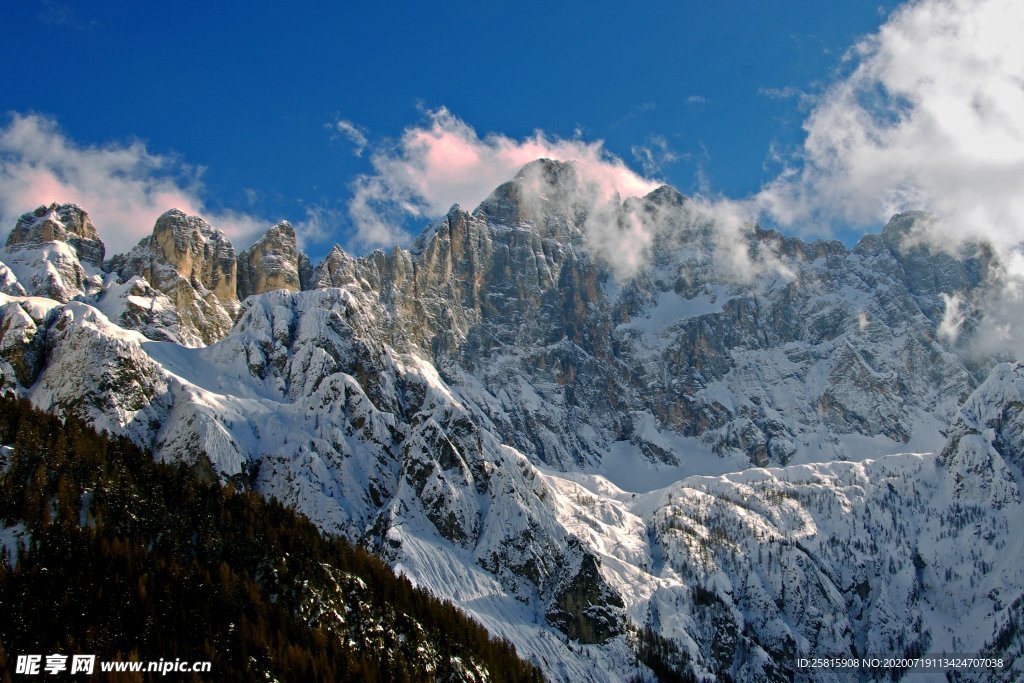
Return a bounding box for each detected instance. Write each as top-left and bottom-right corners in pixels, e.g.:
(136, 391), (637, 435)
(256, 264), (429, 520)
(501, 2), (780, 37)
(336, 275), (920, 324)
(0, 113), (267, 255)
(349, 107), (659, 247)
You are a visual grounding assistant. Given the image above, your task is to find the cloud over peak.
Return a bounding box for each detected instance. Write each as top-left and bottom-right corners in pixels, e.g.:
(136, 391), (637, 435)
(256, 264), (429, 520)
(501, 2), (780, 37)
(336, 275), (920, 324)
(0, 113), (268, 254)
(347, 107), (659, 248)
(757, 0), (1024, 251)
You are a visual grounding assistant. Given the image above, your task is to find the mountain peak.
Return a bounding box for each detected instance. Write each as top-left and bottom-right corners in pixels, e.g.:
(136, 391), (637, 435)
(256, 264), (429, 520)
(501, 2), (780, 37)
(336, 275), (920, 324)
(642, 184), (688, 207)
(149, 209), (237, 300)
(310, 243), (358, 289)
(266, 219), (295, 239)
(512, 157), (578, 184)
(6, 202), (105, 266)
(153, 208), (227, 246)
(0, 203), (105, 301)
(472, 159), (586, 241)
(237, 220), (301, 298)
(880, 211), (934, 251)
(102, 209), (239, 345)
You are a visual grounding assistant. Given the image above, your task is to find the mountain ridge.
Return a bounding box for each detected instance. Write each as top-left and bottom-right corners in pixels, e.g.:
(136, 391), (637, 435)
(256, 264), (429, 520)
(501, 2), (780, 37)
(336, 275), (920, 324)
(1, 159), (1020, 680)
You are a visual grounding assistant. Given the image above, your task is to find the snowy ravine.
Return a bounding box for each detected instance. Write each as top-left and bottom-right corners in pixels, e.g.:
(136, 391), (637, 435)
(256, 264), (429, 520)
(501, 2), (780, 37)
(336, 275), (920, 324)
(1, 160), (1022, 680)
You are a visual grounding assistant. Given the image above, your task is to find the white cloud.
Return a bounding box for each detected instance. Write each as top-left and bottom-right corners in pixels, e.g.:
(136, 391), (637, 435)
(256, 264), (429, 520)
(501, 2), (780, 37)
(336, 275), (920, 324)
(630, 135), (679, 177)
(756, 0), (1024, 251)
(937, 292), (967, 342)
(688, 195), (795, 282)
(757, 86), (802, 100)
(746, 0), (1024, 359)
(347, 107), (659, 248)
(292, 204), (344, 248)
(333, 119), (369, 157)
(0, 113), (268, 254)
(341, 108), (798, 280)
(963, 249), (1024, 359)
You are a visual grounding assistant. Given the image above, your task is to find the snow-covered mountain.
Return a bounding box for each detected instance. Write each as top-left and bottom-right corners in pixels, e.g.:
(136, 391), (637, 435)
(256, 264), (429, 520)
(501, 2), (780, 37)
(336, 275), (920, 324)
(1, 203), (105, 302)
(1, 159), (1020, 680)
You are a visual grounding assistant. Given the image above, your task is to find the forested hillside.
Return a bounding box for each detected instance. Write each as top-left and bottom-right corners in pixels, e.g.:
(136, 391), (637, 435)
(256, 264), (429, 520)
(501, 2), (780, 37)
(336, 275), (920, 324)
(0, 395), (542, 682)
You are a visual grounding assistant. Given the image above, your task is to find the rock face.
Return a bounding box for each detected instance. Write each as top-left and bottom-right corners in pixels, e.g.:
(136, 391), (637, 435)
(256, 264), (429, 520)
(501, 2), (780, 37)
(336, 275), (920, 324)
(143, 209), (238, 305)
(310, 245), (358, 289)
(89, 276), (195, 346)
(237, 220), (303, 298)
(1, 203), (105, 302)
(288, 163), (986, 472)
(0, 297), (48, 388)
(297, 251), (313, 291)
(107, 209), (239, 345)
(5, 203), (105, 266)
(546, 552), (625, 644)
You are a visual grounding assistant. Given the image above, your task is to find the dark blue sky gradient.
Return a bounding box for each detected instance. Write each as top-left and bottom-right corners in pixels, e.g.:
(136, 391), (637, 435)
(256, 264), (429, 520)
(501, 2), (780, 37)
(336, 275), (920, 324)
(1, 0), (899, 250)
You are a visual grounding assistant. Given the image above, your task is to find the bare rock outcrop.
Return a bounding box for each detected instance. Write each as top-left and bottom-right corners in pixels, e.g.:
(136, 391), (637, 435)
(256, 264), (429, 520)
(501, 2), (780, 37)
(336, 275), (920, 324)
(107, 209), (239, 345)
(2, 203), (105, 302)
(237, 221), (302, 298)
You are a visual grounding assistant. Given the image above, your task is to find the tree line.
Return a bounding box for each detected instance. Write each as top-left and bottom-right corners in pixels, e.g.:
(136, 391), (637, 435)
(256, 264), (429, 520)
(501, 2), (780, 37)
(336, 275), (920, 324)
(0, 394), (543, 682)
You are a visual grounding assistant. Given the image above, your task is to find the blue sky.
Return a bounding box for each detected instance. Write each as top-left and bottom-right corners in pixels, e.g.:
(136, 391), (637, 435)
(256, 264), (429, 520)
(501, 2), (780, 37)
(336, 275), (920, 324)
(3, 0), (1023, 260)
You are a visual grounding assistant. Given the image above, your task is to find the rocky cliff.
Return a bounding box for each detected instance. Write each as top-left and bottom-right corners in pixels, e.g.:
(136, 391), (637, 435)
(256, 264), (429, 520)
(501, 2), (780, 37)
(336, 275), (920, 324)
(237, 220), (305, 298)
(277, 161), (988, 473)
(1, 203), (105, 302)
(105, 209), (240, 345)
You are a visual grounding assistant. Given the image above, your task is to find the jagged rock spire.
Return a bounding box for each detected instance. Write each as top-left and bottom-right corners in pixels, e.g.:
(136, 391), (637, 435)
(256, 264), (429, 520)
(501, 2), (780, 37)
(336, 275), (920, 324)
(5, 203), (106, 266)
(237, 220), (302, 299)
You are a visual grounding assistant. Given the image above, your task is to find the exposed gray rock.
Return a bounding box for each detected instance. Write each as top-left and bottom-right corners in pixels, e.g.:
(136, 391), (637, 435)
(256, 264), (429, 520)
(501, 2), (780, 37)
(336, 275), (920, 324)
(310, 245), (357, 289)
(1, 204), (105, 302)
(294, 162), (984, 469)
(5, 203), (105, 266)
(107, 209), (239, 345)
(237, 220), (302, 298)
(878, 211), (993, 320)
(297, 251), (313, 290)
(547, 552), (625, 644)
(6, 166), (989, 470)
